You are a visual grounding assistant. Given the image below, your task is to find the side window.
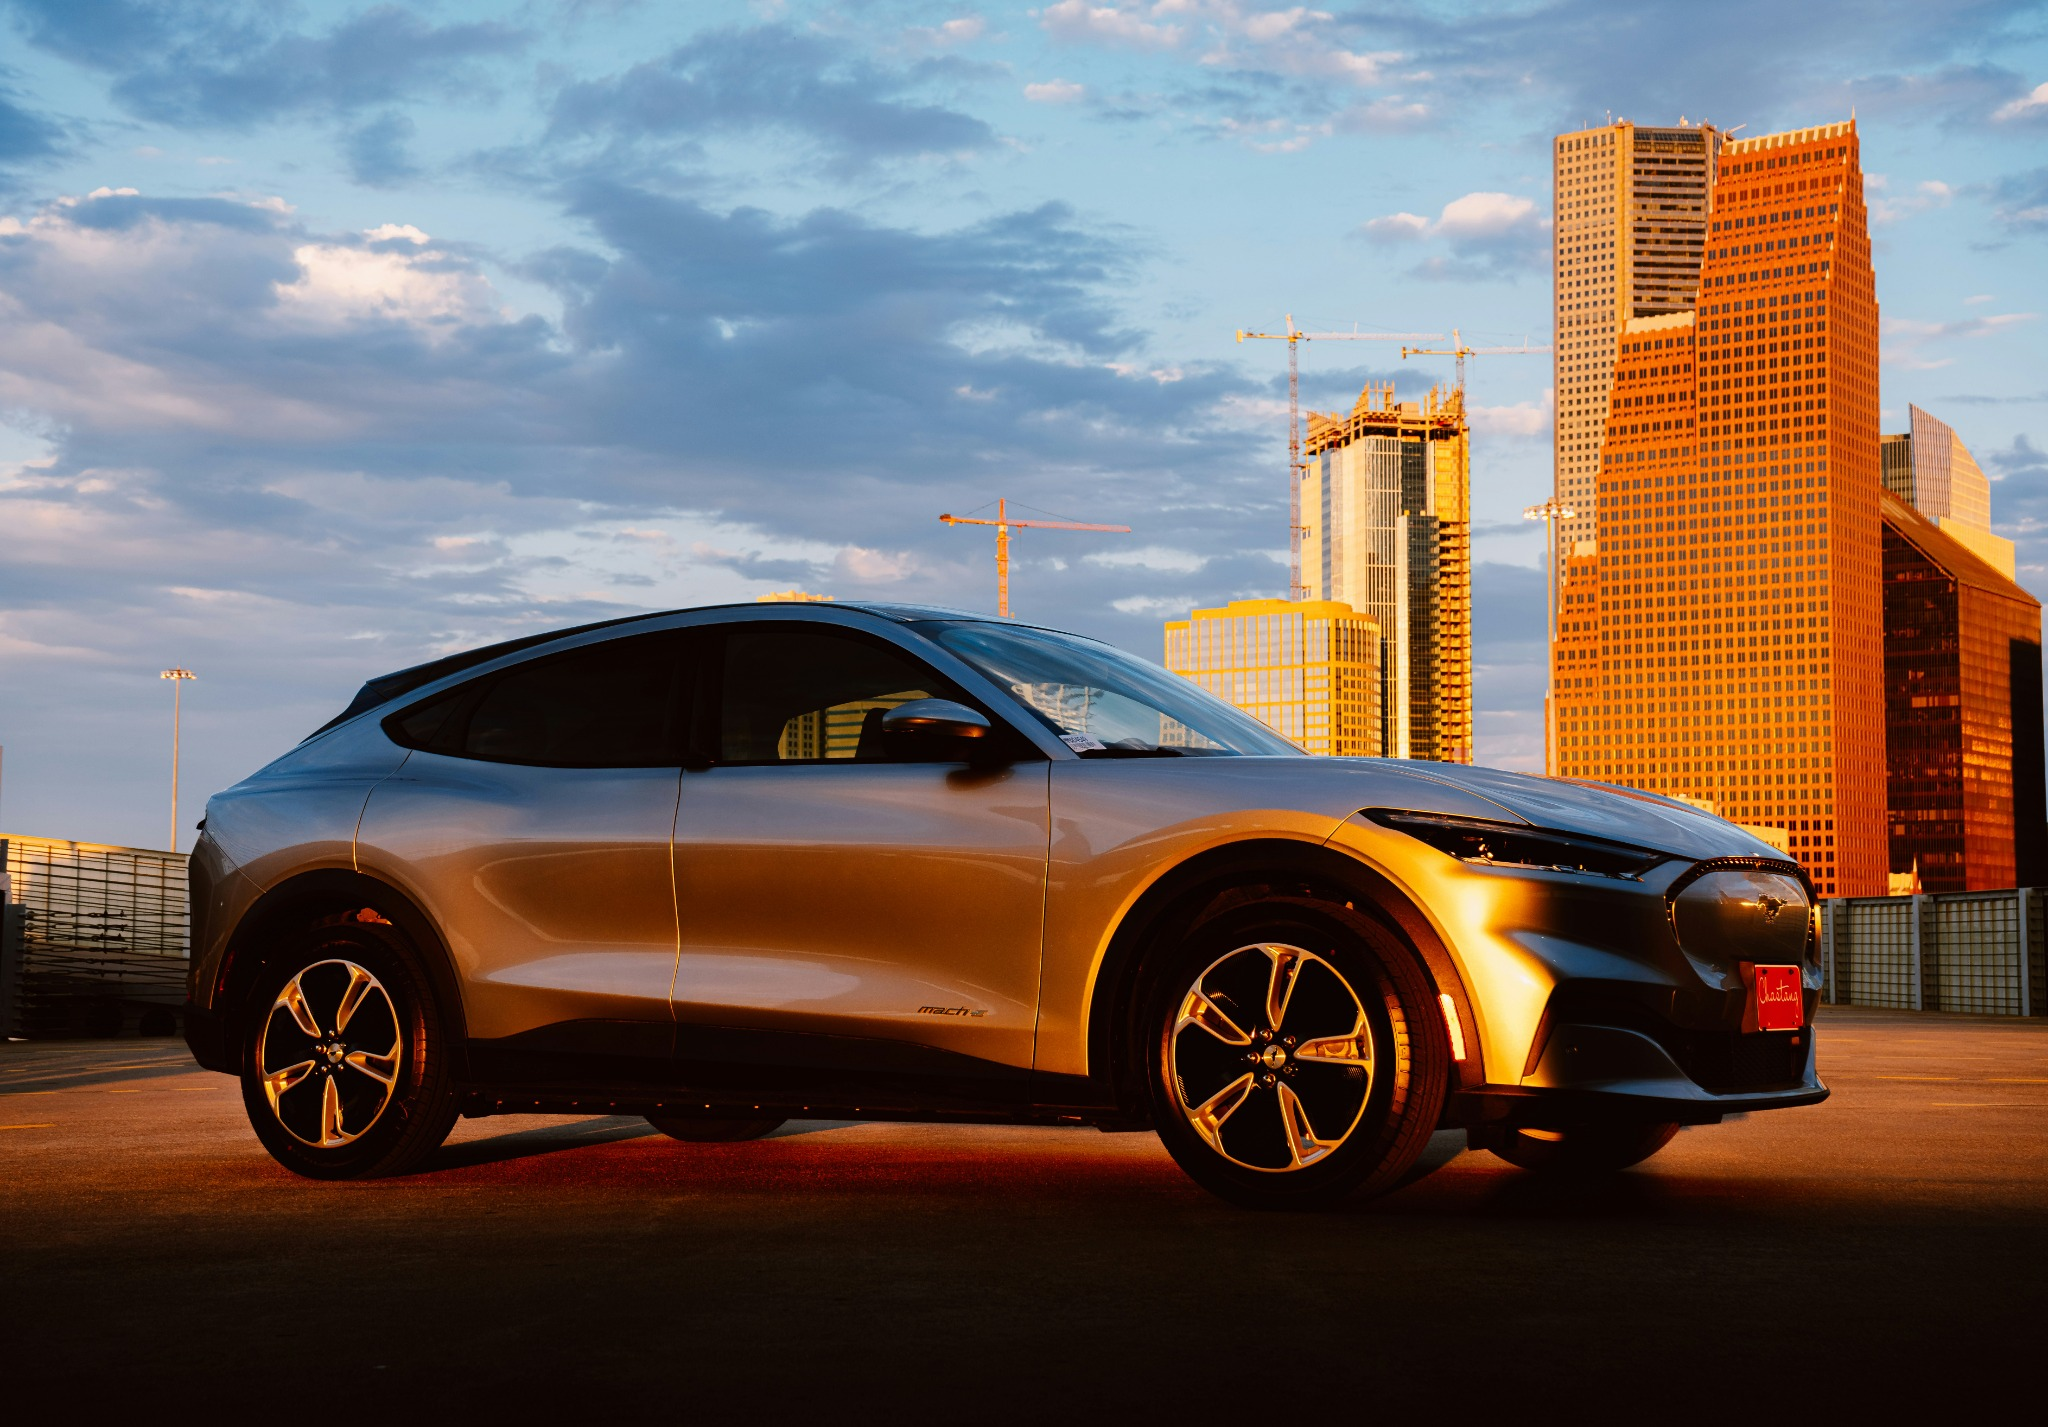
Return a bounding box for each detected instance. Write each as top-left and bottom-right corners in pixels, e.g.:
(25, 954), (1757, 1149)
(399, 633), (688, 768)
(719, 626), (956, 764)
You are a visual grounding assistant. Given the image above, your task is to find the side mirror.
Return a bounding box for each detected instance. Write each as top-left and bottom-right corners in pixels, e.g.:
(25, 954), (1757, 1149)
(880, 698), (991, 747)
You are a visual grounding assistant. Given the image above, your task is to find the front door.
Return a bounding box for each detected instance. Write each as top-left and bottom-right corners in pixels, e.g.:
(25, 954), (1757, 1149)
(669, 621), (1048, 1071)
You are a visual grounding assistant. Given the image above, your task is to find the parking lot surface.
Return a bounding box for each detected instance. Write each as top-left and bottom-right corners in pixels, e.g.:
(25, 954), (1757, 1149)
(3, 1005), (2045, 1419)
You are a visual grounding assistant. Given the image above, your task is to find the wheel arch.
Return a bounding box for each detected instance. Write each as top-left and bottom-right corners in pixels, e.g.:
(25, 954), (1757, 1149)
(1086, 838), (1484, 1115)
(211, 869), (467, 1073)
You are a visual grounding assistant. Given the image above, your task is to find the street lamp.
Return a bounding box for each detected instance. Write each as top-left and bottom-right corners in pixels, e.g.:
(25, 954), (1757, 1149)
(1522, 501), (1576, 778)
(160, 668), (196, 854)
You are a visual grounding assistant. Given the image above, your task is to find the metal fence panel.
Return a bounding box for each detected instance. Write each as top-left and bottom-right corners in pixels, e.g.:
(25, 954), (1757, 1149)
(1, 834), (189, 1037)
(1932, 893), (2023, 1015)
(1844, 897), (1916, 1009)
(1825, 886), (2046, 1017)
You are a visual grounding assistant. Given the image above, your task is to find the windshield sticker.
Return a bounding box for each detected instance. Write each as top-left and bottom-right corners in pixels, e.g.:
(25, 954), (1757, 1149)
(1059, 732), (1108, 752)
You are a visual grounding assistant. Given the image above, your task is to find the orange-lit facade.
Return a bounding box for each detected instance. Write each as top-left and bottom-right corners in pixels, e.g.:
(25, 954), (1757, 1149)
(1880, 493), (2046, 892)
(1553, 119), (1885, 897)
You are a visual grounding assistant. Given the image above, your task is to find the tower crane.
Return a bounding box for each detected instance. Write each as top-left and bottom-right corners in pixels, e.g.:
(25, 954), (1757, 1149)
(1236, 318), (1442, 601)
(939, 498), (1130, 617)
(1398, 327), (1551, 394)
(1523, 497), (1577, 778)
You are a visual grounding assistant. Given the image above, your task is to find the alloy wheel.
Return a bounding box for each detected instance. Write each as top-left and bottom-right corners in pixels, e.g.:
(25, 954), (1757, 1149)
(1168, 942), (1374, 1173)
(258, 958), (403, 1149)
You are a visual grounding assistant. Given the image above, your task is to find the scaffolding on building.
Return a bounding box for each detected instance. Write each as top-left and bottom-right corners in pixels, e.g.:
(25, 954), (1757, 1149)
(1301, 383), (1474, 763)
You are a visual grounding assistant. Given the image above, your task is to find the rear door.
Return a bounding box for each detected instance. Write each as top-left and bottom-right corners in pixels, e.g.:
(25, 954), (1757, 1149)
(355, 630), (691, 1048)
(668, 620), (1049, 1071)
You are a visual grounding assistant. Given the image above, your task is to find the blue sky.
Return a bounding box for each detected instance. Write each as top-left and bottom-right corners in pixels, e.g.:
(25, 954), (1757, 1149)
(1, 0), (2044, 847)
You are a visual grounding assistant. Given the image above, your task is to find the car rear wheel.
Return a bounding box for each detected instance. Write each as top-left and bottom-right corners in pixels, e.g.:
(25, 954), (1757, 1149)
(644, 1115), (786, 1142)
(1142, 898), (1451, 1210)
(1485, 1122), (1680, 1174)
(238, 920), (460, 1179)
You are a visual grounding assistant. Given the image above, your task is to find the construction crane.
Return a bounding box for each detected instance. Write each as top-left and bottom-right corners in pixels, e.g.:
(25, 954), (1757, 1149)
(1523, 497), (1577, 778)
(1399, 327), (1551, 394)
(1236, 317), (1442, 601)
(939, 498), (1130, 617)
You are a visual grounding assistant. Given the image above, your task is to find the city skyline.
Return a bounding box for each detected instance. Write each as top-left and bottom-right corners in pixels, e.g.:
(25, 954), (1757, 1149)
(0, 2), (2044, 848)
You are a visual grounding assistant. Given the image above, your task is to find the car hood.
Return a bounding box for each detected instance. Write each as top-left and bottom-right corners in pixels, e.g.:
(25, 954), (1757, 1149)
(1343, 757), (1777, 855)
(1340, 759), (1781, 862)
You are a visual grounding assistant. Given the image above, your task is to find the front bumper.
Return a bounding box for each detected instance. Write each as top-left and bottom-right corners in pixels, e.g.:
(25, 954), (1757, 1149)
(1446, 1015), (1826, 1129)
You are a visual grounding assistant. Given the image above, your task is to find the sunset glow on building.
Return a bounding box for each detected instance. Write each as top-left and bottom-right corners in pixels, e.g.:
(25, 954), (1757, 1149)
(1553, 120), (1882, 896)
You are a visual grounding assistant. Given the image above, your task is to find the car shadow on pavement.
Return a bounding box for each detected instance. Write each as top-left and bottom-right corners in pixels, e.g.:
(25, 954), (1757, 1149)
(1394, 1160), (1679, 1220)
(428, 1115), (660, 1170)
(427, 1115), (867, 1172)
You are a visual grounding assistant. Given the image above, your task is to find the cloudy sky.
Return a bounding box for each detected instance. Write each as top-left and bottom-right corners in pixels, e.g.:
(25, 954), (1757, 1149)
(2, 0), (2045, 848)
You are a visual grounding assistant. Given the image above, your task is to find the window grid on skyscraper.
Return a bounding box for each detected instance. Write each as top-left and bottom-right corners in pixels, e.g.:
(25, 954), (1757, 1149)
(1551, 119), (1884, 898)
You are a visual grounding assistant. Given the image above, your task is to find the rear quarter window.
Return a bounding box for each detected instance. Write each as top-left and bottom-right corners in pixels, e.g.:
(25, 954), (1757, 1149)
(386, 632), (690, 767)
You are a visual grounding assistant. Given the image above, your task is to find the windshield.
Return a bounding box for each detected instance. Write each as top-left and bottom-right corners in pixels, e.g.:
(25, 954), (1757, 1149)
(933, 623), (1303, 758)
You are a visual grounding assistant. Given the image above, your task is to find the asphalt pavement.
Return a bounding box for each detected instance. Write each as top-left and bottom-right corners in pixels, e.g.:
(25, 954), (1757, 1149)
(3, 1005), (2044, 1421)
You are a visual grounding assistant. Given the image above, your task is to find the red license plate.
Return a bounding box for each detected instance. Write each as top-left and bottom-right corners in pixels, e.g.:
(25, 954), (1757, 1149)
(1752, 964), (1804, 1032)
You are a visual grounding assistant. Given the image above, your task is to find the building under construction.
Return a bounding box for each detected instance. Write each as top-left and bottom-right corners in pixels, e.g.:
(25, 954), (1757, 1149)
(1299, 382), (1473, 762)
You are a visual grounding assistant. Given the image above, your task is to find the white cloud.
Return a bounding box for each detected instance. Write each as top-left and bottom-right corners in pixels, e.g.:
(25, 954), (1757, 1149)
(364, 223), (431, 245)
(1994, 81), (2048, 121)
(1216, 116), (1328, 152)
(834, 545), (919, 582)
(1358, 191), (1547, 277)
(1867, 176), (1953, 225)
(1362, 193), (1540, 245)
(1111, 593), (1195, 616)
(1434, 191), (1538, 242)
(907, 16), (988, 47)
(1086, 545), (1207, 573)
(1361, 211), (1429, 241)
(1337, 98), (1430, 132)
(1024, 79), (1087, 103)
(1040, 1), (1184, 49)
(1881, 311), (2037, 369)
(275, 239), (502, 333)
(1038, 0), (1400, 86)
(1469, 390), (1553, 439)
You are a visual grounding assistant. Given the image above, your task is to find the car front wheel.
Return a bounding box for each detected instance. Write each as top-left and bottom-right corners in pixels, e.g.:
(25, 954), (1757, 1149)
(238, 920), (460, 1179)
(1143, 898), (1451, 1210)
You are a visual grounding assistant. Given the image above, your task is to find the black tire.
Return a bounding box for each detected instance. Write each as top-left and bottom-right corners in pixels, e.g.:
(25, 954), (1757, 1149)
(1486, 1122), (1680, 1174)
(238, 920), (460, 1180)
(644, 1115), (787, 1143)
(1141, 897), (1451, 1210)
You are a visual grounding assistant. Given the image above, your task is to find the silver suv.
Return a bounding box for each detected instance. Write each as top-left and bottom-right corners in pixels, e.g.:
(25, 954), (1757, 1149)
(184, 603), (1825, 1208)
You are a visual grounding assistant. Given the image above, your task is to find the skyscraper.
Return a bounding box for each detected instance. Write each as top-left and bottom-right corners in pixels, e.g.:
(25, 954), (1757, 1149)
(1553, 120), (1723, 555)
(1881, 493), (2045, 891)
(1881, 404), (2013, 578)
(1552, 119), (1884, 897)
(1299, 382), (1472, 761)
(1164, 600), (1383, 755)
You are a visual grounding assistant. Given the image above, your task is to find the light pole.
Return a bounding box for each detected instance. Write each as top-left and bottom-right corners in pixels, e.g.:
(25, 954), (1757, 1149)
(161, 668), (196, 853)
(1522, 501), (1575, 777)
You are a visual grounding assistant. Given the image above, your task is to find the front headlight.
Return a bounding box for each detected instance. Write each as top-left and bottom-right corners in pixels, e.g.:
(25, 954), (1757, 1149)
(1367, 810), (1669, 880)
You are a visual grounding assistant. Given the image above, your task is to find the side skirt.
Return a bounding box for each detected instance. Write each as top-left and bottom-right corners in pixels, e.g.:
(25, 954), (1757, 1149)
(458, 1018), (1140, 1129)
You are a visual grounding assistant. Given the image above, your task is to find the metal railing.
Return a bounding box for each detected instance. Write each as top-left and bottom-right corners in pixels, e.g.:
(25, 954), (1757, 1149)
(1821, 888), (2047, 1017)
(1, 834), (189, 1038)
